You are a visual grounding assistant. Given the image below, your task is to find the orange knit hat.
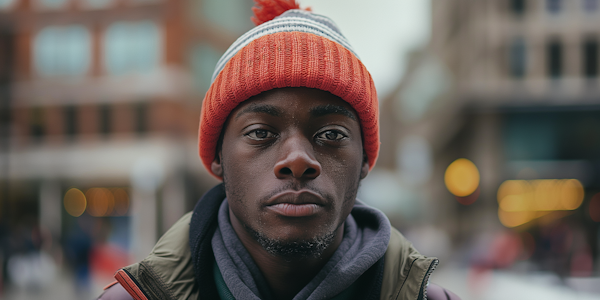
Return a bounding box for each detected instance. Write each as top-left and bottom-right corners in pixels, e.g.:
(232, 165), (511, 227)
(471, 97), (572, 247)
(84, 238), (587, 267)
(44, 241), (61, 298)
(199, 0), (379, 179)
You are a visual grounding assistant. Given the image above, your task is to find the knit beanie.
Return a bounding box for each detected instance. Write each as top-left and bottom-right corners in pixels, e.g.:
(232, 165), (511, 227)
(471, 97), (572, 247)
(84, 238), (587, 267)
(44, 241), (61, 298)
(198, 0), (379, 179)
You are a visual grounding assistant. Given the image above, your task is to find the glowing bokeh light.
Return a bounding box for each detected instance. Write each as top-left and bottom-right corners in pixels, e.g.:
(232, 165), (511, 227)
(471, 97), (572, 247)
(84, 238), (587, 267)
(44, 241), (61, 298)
(64, 188), (86, 217)
(497, 179), (585, 228)
(444, 158), (480, 197)
(499, 209), (536, 228)
(455, 186), (480, 206)
(105, 189), (115, 215)
(589, 193), (600, 222)
(86, 188), (115, 217)
(497, 180), (530, 203)
(112, 188), (130, 216)
(560, 179), (584, 210)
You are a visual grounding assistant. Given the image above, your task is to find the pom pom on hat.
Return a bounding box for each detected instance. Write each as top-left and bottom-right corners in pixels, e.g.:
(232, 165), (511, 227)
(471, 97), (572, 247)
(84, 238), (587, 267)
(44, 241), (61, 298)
(251, 0), (301, 25)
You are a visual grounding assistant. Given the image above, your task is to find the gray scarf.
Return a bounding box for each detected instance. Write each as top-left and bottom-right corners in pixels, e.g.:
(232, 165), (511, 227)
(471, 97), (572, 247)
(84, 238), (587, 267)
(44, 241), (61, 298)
(211, 199), (391, 300)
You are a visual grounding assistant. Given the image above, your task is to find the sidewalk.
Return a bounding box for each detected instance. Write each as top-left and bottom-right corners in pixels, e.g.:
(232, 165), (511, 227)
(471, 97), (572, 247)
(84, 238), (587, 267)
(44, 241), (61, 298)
(432, 267), (600, 300)
(2, 269), (105, 300)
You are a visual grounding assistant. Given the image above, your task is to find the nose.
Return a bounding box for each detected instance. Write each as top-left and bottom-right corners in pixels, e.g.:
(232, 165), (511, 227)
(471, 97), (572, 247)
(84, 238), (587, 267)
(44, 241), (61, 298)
(274, 135), (321, 180)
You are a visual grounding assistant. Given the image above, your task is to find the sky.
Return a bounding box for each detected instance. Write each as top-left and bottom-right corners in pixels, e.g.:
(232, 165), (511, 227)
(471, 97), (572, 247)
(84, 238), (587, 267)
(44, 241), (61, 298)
(299, 0), (431, 99)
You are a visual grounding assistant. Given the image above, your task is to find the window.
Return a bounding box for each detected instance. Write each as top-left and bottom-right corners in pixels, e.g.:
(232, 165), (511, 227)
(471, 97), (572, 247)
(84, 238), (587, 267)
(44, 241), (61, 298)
(104, 21), (161, 75)
(509, 38), (527, 78)
(547, 39), (563, 79)
(504, 114), (558, 161)
(190, 43), (223, 93)
(201, 0), (253, 34)
(64, 105), (77, 140)
(30, 107), (45, 141)
(37, 0), (68, 9)
(99, 104), (111, 137)
(33, 25), (91, 76)
(82, 0), (112, 9)
(510, 0), (526, 15)
(583, 39), (598, 79)
(135, 102), (147, 136)
(547, 0), (561, 13)
(130, 0), (159, 3)
(505, 112), (600, 161)
(0, 0), (17, 10)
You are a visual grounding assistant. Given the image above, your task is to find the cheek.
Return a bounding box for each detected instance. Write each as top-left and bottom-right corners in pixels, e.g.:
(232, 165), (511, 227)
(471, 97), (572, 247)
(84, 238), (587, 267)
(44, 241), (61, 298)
(318, 147), (363, 199)
(320, 142), (364, 180)
(221, 139), (274, 215)
(221, 140), (252, 210)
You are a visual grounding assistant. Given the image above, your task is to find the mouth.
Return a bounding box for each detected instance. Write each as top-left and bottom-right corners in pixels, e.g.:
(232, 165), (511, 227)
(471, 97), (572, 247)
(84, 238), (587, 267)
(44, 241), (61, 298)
(265, 190), (326, 217)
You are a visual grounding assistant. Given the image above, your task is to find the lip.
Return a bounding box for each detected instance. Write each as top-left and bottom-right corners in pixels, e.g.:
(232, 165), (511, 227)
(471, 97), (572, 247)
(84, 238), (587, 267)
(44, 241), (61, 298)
(265, 190), (326, 217)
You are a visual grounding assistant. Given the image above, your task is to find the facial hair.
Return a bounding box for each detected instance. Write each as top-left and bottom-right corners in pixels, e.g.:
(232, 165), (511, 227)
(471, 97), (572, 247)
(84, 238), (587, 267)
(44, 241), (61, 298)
(222, 159), (362, 259)
(247, 226), (336, 259)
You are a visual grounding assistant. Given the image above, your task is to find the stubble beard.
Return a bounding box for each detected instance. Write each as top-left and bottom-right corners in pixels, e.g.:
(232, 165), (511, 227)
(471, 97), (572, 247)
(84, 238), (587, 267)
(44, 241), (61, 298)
(222, 161), (362, 260)
(247, 226), (336, 259)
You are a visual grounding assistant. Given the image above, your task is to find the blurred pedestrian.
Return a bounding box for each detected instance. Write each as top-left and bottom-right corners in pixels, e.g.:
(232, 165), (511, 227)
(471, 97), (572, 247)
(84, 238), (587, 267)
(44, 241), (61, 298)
(65, 215), (93, 297)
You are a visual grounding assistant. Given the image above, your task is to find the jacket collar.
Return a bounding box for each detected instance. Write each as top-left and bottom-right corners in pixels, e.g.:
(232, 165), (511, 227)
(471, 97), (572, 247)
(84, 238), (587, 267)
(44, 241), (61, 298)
(115, 184), (438, 300)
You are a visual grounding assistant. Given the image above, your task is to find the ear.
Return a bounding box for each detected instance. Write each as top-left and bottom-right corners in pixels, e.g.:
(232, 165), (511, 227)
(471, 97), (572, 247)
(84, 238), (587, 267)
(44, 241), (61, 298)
(211, 153), (223, 177)
(360, 153), (369, 179)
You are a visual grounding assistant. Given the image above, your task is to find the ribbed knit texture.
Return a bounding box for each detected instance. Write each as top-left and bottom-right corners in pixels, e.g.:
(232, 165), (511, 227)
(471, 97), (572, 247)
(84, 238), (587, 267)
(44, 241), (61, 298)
(198, 9), (379, 179)
(211, 9), (360, 81)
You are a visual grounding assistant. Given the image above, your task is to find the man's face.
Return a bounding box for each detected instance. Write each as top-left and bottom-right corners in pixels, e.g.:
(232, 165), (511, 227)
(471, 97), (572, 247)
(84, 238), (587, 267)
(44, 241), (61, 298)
(212, 87), (369, 257)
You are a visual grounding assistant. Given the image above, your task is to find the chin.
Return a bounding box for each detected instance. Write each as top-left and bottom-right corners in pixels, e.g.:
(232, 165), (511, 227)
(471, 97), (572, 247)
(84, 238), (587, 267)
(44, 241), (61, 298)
(249, 227), (337, 259)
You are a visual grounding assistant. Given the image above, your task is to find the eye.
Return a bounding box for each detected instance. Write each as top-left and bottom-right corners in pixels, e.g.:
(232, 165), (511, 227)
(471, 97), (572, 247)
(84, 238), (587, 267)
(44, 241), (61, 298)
(316, 130), (346, 141)
(246, 129), (276, 140)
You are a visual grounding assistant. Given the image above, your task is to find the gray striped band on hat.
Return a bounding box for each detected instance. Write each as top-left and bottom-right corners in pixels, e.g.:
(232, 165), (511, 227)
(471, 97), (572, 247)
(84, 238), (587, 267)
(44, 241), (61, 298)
(210, 9), (359, 83)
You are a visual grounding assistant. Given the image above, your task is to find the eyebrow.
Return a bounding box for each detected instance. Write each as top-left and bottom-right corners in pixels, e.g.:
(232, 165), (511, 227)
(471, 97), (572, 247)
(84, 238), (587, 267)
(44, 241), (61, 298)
(310, 104), (356, 120)
(235, 104), (283, 119)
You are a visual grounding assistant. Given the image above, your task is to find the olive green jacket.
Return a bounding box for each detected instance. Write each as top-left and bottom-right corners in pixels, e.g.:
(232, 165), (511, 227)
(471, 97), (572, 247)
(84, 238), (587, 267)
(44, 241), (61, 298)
(112, 212), (438, 300)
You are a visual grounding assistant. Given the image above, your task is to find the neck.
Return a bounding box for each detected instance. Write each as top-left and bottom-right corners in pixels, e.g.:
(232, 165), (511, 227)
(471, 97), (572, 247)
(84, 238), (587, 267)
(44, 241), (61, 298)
(229, 210), (344, 300)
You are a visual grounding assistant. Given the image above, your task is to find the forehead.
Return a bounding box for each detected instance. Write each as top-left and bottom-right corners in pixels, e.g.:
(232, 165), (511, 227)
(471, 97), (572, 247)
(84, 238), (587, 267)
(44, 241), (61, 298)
(232, 87), (358, 121)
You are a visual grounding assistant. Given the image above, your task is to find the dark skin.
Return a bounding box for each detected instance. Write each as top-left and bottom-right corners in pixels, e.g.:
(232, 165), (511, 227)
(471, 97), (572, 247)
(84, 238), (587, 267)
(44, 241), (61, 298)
(211, 87), (369, 300)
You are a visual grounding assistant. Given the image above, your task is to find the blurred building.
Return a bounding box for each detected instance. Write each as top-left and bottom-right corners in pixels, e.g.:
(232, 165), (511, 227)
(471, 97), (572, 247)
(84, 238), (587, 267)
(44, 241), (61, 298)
(378, 0), (600, 275)
(0, 0), (254, 281)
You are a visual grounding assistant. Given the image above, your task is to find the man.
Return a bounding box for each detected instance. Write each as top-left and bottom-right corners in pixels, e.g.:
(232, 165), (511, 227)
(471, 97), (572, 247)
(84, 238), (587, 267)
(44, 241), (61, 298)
(99, 1), (459, 299)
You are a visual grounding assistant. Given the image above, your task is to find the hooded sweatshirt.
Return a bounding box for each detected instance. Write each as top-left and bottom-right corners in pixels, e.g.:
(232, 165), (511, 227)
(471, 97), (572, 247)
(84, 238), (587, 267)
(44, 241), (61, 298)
(211, 197), (390, 300)
(102, 184), (450, 300)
